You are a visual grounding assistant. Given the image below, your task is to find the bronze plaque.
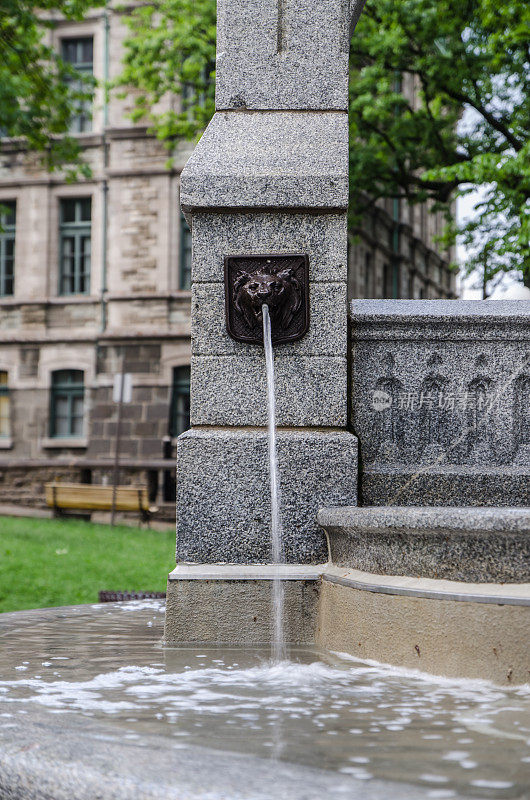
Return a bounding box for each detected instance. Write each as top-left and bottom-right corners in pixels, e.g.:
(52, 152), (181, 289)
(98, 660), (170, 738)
(224, 253), (310, 345)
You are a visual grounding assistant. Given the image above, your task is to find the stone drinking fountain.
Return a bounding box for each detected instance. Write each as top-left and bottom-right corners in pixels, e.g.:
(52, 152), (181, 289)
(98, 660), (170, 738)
(0, 1), (529, 797)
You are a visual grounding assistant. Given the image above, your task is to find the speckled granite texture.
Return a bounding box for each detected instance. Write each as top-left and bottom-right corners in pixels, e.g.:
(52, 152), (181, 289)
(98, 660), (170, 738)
(189, 211), (348, 427)
(350, 300), (530, 507)
(180, 112), (349, 211)
(174, 0), (357, 576)
(215, 0), (364, 110)
(191, 212), (347, 283)
(319, 506), (530, 582)
(176, 428), (358, 564)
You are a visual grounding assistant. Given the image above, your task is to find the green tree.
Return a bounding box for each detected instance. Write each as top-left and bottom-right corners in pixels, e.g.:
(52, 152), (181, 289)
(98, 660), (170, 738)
(117, 0), (529, 290)
(116, 0), (216, 148)
(0, 0), (101, 178)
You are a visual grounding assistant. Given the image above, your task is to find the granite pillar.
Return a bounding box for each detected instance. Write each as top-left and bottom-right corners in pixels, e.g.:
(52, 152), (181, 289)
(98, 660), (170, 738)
(166, 0), (363, 607)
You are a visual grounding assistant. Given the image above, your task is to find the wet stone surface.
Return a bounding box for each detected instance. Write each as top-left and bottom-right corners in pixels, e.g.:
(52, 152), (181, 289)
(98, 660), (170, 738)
(0, 602), (529, 799)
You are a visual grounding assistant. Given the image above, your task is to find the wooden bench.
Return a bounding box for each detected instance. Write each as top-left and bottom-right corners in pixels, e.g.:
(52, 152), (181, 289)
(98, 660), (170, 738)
(45, 482), (157, 525)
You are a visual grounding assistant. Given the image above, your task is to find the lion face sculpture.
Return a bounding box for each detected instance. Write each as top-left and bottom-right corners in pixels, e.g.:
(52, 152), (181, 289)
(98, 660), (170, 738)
(233, 267), (302, 333)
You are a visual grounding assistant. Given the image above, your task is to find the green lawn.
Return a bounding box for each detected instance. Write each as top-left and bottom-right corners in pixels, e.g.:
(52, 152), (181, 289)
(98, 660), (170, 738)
(0, 516), (175, 613)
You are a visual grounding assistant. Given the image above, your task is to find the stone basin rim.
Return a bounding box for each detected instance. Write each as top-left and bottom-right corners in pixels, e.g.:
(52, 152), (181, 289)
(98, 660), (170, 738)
(317, 505), (530, 534)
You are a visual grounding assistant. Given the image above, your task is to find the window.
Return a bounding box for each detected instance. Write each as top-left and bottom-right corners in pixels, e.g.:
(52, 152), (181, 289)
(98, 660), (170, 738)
(179, 213), (192, 290)
(0, 372), (10, 437)
(364, 252), (372, 298)
(50, 370), (84, 437)
(0, 202), (15, 296)
(385, 261), (400, 299)
(61, 37), (93, 133)
(169, 366), (190, 437)
(59, 198), (91, 295)
(181, 62), (214, 117)
(383, 263), (391, 298)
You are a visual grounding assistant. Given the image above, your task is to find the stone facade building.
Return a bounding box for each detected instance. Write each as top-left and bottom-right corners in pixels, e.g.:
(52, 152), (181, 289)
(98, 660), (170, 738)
(0, 4), (456, 513)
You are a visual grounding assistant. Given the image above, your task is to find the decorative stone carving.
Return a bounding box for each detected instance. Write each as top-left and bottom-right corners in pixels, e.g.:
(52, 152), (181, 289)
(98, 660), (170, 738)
(225, 254), (309, 345)
(368, 356), (404, 464)
(466, 375), (494, 464)
(419, 373), (450, 463)
(350, 300), (530, 506)
(513, 373), (530, 465)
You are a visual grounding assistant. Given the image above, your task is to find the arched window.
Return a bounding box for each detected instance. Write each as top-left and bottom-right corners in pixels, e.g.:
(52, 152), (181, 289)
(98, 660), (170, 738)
(50, 370), (85, 437)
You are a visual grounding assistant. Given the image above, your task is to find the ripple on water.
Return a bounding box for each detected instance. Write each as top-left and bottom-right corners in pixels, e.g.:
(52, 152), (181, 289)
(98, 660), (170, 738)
(0, 601), (528, 799)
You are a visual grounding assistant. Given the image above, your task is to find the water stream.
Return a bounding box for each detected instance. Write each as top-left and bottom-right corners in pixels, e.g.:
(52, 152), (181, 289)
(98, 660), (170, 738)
(262, 304), (286, 662)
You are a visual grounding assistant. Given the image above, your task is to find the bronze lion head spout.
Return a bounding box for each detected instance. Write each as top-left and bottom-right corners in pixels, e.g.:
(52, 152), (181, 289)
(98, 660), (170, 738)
(233, 267), (302, 333)
(225, 254), (309, 345)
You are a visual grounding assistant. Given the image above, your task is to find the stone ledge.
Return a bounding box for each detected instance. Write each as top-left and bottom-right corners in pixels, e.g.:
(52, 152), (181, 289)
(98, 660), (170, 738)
(168, 561), (530, 606)
(321, 565), (530, 606)
(350, 298), (530, 322)
(168, 563), (325, 581)
(317, 578), (530, 684)
(318, 506), (530, 583)
(349, 299), (530, 341)
(180, 111), (348, 211)
(41, 438), (88, 450)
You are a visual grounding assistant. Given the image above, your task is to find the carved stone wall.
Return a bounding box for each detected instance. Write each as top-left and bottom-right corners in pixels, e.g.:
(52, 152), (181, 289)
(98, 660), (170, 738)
(350, 300), (530, 506)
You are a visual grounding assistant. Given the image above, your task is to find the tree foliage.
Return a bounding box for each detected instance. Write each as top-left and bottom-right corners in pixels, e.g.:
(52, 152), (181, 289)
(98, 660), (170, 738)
(117, 0), (529, 288)
(349, 0), (530, 289)
(0, 0), (100, 177)
(116, 0), (216, 146)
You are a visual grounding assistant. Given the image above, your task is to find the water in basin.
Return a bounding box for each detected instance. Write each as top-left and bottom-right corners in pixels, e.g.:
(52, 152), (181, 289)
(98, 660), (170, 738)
(0, 601), (528, 799)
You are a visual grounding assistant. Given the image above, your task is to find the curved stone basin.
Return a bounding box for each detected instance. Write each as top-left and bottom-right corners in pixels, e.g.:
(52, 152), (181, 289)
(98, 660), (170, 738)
(0, 602), (529, 799)
(318, 506), (530, 583)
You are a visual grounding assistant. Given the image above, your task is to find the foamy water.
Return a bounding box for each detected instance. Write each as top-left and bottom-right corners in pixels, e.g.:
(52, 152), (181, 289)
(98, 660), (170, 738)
(0, 602), (529, 798)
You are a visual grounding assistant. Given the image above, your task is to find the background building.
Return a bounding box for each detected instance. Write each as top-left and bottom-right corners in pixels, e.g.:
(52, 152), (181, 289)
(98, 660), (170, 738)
(0, 4), (456, 514)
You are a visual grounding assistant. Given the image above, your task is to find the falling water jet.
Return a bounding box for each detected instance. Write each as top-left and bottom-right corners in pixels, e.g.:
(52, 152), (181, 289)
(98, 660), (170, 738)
(262, 303), (286, 662)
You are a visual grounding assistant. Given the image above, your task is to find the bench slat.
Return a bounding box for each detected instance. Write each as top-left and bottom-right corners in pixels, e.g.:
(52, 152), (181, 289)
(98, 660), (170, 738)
(45, 483), (150, 512)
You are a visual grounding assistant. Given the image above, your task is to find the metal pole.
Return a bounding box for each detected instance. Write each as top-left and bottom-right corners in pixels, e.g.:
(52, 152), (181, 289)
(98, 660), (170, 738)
(110, 350), (125, 526)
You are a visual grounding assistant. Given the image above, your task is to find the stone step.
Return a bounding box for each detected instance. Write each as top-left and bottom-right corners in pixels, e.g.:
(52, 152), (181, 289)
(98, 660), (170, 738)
(317, 506), (530, 583)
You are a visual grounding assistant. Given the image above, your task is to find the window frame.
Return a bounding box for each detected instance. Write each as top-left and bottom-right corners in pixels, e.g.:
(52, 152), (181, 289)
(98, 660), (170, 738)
(50, 369), (85, 438)
(0, 202), (16, 297)
(0, 371), (10, 438)
(58, 197), (91, 296)
(169, 366), (190, 438)
(61, 36), (94, 134)
(179, 212), (192, 290)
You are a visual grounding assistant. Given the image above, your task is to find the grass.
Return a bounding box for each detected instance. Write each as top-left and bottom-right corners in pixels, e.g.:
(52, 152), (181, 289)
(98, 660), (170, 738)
(0, 516), (175, 613)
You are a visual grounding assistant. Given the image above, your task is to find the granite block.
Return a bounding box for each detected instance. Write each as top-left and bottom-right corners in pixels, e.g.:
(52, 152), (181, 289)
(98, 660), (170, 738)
(215, 0), (351, 110)
(350, 299), (530, 506)
(361, 469), (530, 507)
(191, 354), (347, 427)
(165, 568), (320, 644)
(318, 506), (530, 582)
(191, 211), (348, 283)
(192, 281), (347, 356)
(176, 428), (358, 563)
(180, 112), (349, 211)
